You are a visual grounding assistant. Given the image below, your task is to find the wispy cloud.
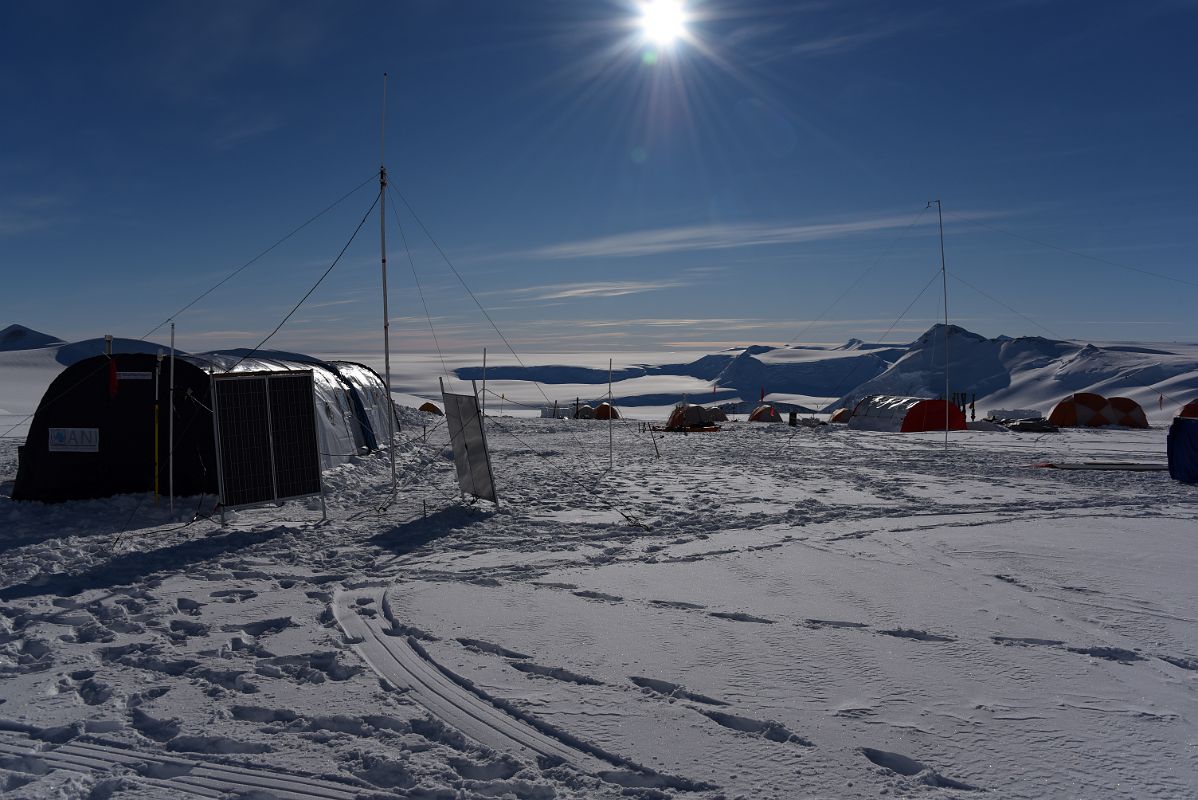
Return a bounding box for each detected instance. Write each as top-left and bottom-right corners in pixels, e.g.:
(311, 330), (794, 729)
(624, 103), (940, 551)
(511, 212), (996, 261)
(574, 318), (765, 331)
(212, 113), (282, 150)
(305, 297), (361, 309)
(0, 193), (70, 237)
(506, 280), (684, 301)
(725, 12), (921, 65)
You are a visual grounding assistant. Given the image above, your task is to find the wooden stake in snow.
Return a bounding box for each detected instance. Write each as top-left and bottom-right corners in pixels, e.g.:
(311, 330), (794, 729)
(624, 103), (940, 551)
(608, 358), (614, 472)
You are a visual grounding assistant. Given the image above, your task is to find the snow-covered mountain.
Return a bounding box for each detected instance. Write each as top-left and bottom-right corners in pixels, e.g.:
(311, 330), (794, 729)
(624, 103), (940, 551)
(0, 323), (63, 351)
(833, 324), (1198, 421)
(4, 323), (1198, 425)
(443, 324), (1198, 421)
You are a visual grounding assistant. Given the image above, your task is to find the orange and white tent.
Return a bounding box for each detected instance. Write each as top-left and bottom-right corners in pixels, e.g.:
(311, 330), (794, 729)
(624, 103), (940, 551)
(1178, 399), (1198, 419)
(1047, 393), (1112, 427)
(666, 400), (718, 431)
(829, 408), (851, 424)
(418, 401), (444, 416)
(1047, 393), (1150, 428)
(1106, 397), (1149, 429)
(848, 395), (966, 433)
(595, 402), (621, 420)
(748, 405), (782, 423)
(666, 403), (707, 429)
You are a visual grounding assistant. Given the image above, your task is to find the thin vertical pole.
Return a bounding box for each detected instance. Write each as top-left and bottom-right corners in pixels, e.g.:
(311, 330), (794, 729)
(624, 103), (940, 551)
(169, 322), (175, 512)
(935, 199), (950, 450)
(210, 371), (226, 526)
(481, 347), (487, 415)
(154, 350), (162, 504)
(608, 358), (613, 472)
(380, 72), (396, 491)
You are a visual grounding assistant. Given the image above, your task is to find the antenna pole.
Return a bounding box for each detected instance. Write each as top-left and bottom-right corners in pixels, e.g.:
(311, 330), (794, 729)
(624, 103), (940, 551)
(169, 322), (176, 511)
(933, 199), (950, 450)
(380, 72), (396, 491)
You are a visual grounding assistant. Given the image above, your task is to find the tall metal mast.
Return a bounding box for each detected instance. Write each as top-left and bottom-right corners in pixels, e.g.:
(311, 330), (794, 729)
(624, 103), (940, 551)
(380, 73), (396, 489)
(932, 199), (950, 450)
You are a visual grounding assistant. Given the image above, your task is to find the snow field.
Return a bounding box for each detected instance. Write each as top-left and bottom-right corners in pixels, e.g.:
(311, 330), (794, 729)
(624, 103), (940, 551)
(0, 412), (1195, 798)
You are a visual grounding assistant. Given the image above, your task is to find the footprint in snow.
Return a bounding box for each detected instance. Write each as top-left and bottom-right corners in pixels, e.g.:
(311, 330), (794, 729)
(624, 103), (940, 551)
(805, 618), (868, 629)
(510, 661), (602, 685)
(209, 589), (257, 602)
(220, 617), (294, 637)
(709, 611), (775, 624)
(175, 598), (204, 616)
(1158, 654), (1198, 671)
(1066, 645), (1144, 663)
(861, 747), (979, 791)
(630, 676), (728, 706)
(572, 590), (623, 603)
(878, 627), (955, 643)
(699, 710), (812, 745)
(649, 599), (706, 610)
(457, 638), (530, 660)
(168, 619), (208, 638)
(991, 635), (1063, 647)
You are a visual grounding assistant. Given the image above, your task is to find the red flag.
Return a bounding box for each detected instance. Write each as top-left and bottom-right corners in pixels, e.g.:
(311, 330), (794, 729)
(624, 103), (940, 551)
(1159, 394), (1165, 411)
(760, 386), (765, 402)
(108, 360), (119, 399)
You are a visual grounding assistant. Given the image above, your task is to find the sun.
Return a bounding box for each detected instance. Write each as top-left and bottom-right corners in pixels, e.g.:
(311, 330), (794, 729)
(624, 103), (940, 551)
(638, 0), (688, 47)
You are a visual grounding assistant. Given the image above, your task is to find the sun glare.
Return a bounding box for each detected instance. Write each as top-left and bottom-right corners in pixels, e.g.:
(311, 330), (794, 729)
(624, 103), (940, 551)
(639, 0), (687, 47)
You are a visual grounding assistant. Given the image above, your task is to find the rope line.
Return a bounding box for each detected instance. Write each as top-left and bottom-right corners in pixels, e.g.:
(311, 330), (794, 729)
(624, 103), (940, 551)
(1, 176), (379, 440)
(785, 205), (929, 347)
(225, 191), (380, 372)
(145, 174), (378, 339)
(388, 187), (609, 482)
(386, 187), (454, 386)
(772, 267), (944, 458)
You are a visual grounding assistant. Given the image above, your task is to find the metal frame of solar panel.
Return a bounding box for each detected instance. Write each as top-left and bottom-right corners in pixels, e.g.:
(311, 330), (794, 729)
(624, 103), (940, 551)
(211, 369), (326, 522)
(439, 378), (499, 506)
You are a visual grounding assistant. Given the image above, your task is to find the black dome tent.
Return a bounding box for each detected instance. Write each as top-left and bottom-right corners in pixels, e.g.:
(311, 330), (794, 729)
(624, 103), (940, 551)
(13, 349), (395, 503)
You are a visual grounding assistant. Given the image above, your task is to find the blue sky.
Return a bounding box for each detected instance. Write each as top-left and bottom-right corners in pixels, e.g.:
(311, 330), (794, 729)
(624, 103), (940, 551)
(2, 0), (1196, 355)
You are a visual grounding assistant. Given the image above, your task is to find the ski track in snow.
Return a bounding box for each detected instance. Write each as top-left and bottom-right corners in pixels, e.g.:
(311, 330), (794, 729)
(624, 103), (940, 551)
(1, 415), (1197, 798)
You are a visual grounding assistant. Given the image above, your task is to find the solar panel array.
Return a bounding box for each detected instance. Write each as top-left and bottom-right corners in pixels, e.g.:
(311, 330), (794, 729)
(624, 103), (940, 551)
(212, 371), (322, 509)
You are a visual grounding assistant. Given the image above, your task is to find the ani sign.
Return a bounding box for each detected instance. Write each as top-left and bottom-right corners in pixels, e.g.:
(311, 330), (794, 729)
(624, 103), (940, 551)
(440, 379), (499, 505)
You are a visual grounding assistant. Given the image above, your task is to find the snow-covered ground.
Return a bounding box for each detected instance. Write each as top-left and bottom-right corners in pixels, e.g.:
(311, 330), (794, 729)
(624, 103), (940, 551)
(2, 407), (1196, 798)
(3, 329), (1197, 797)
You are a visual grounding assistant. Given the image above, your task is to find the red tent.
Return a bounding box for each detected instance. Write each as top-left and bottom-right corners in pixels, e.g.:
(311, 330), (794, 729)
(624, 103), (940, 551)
(1047, 393), (1112, 428)
(1107, 397), (1149, 429)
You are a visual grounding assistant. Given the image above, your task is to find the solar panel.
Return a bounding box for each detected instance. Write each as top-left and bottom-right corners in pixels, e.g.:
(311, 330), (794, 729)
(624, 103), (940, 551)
(441, 380), (498, 505)
(211, 370), (323, 514)
(269, 374), (322, 498)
